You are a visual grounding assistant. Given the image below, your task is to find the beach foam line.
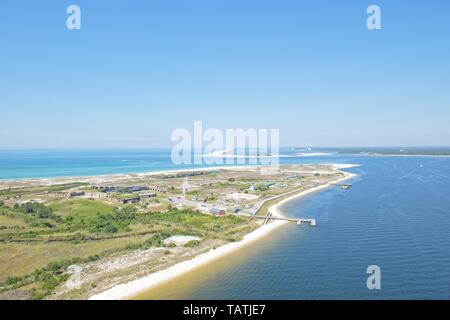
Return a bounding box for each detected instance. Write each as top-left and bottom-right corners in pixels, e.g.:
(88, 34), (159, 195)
(89, 166), (357, 300)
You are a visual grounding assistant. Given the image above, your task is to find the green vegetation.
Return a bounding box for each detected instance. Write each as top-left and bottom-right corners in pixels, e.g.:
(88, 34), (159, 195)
(0, 183), (88, 198)
(144, 208), (243, 230)
(253, 183), (269, 191)
(0, 187), (29, 197)
(1, 258), (85, 300)
(46, 183), (88, 192)
(0, 202), (60, 229)
(60, 206), (137, 234)
(0, 198), (257, 299)
(17, 202), (55, 219)
(184, 240), (200, 247)
(90, 207), (136, 233)
(49, 199), (114, 217)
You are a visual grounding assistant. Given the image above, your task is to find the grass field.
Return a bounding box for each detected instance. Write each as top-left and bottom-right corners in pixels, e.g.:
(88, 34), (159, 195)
(48, 199), (115, 217)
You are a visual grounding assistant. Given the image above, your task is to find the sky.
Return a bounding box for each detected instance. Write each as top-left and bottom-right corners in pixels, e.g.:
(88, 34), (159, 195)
(0, 0), (449, 148)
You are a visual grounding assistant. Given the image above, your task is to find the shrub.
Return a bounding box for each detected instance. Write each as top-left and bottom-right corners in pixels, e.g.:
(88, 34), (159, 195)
(89, 207), (137, 234)
(184, 240), (200, 247)
(145, 233), (170, 247)
(254, 183), (268, 191)
(4, 276), (21, 286)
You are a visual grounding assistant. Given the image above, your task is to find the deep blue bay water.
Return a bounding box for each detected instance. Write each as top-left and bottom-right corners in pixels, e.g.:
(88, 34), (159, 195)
(1, 149), (449, 299)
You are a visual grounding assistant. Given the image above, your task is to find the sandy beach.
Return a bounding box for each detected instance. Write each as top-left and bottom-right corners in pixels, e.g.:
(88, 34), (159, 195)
(89, 164), (357, 300)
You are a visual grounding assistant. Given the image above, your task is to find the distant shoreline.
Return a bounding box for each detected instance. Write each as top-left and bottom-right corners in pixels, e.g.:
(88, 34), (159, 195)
(89, 164), (357, 300)
(343, 153), (450, 158)
(1, 150), (448, 182)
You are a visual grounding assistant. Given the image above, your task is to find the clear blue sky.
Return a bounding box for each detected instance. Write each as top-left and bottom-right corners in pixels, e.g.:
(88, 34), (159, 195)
(1, 0), (449, 148)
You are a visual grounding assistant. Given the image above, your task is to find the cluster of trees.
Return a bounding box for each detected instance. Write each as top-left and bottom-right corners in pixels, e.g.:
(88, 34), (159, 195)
(91, 206), (137, 234)
(3, 201), (140, 234)
(14, 202), (56, 219)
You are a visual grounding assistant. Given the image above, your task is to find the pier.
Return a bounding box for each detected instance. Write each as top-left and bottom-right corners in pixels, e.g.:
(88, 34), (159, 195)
(240, 186), (324, 228)
(297, 218), (317, 226)
(243, 213), (317, 227)
(328, 183), (352, 189)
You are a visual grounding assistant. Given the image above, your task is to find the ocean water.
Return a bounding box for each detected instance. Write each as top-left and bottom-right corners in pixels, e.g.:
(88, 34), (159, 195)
(0, 149), (189, 180)
(1, 149), (449, 299)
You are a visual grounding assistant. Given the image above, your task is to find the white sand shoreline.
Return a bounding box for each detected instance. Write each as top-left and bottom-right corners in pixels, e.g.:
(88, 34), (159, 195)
(0, 165), (258, 187)
(89, 164), (358, 300)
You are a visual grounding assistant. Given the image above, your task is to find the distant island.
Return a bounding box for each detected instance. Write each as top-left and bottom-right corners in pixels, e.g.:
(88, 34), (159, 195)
(315, 147), (450, 156)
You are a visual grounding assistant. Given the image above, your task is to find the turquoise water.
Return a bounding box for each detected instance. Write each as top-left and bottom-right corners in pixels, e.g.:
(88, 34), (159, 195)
(0, 149), (188, 180)
(1, 149), (449, 299)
